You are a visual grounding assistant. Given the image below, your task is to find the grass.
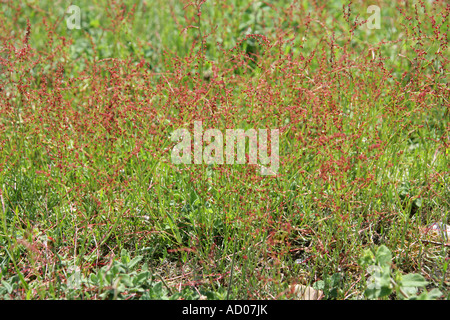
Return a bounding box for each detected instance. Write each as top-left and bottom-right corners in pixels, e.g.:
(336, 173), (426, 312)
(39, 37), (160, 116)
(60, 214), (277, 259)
(0, 0), (449, 300)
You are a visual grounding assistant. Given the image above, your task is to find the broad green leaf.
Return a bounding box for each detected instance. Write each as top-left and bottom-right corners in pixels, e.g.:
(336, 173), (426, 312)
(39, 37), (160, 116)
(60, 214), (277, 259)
(365, 286), (392, 299)
(127, 255), (143, 270)
(379, 266), (392, 288)
(401, 273), (428, 288)
(152, 281), (163, 294)
(330, 273), (342, 287)
(358, 249), (375, 266)
(410, 292), (429, 300)
(312, 280), (325, 290)
(426, 288), (443, 300)
(399, 285), (418, 299)
(133, 271), (151, 286)
(375, 245), (392, 266)
(409, 289), (442, 300)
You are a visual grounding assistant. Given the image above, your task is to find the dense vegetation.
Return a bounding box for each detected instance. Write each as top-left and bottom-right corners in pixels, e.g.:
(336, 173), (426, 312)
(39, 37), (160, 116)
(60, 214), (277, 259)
(0, 0), (449, 299)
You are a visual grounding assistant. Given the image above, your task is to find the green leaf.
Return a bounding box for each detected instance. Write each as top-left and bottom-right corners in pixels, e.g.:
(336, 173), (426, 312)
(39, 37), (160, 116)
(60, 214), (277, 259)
(410, 292), (428, 300)
(375, 245), (392, 267)
(121, 249), (130, 264)
(400, 285), (418, 299)
(133, 271), (150, 286)
(365, 286), (392, 299)
(312, 280), (325, 290)
(409, 289), (442, 300)
(426, 288), (443, 300)
(358, 248), (376, 266)
(120, 274), (133, 287)
(151, 281), (164, 297)
(400, 273), (428, 288)
(90, 274), (98, 284)
(127, 255), (143, 270)
(380, 266), (392, 288)
(330, 273), (342, 286)
(1, 280), (12, 294)
(364, 263), (393, 299)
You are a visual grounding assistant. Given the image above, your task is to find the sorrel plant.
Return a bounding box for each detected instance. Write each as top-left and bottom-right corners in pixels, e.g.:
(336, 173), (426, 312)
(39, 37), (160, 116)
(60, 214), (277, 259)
(0, 0), (448, 299)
